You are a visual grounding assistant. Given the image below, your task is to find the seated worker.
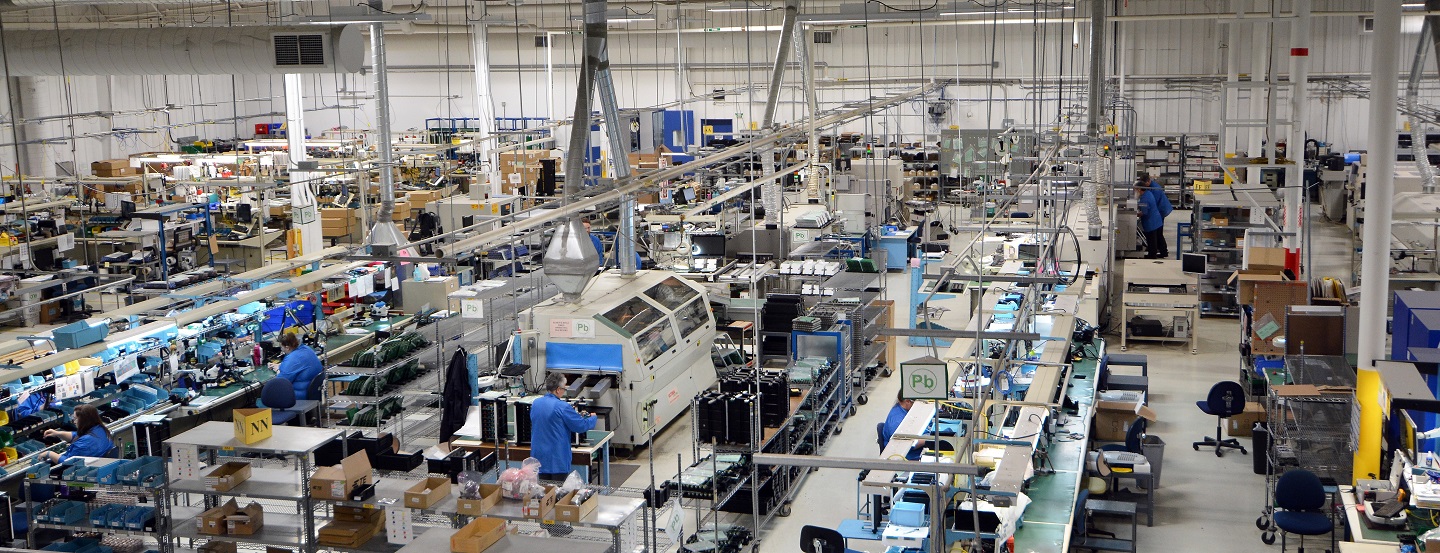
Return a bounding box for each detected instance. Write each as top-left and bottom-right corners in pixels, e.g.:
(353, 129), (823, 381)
(531, 372), (598, 481)
(275, 333), (323, 401)
(584, 219), (643, 269)
(881, 391), (924, 461)
(42, 405), (113, 463)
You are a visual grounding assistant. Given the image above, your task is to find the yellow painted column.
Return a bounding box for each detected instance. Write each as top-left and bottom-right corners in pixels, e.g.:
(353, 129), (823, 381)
(1355, 364), (1380, 484)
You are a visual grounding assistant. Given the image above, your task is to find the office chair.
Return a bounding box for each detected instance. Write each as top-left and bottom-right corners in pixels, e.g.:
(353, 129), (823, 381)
(876, 422), (885, 453)
(1193, 381), (1248, 456)
(1273, 469), (1333, 553)
(799, 525), (862, 553)
(260, 378), (300, 426)
(1101, 418), (1147, 455)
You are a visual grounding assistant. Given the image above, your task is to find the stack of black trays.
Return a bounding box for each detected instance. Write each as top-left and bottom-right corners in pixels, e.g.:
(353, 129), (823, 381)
(718, 369), (790, 428)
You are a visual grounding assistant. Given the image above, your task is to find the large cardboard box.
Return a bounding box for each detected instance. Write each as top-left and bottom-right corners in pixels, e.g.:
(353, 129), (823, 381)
(91, 159), (133, 177)
(1227, 401), (1267, 437)
(521, 485), (557, 520)
(455, 483), (503, 516)
(1246, 246), (1288, 271)
(1227, 270), (1288, 305)
(205, 462), (252, 492)
(310, 451), (373, 500)
(1094, 390), (1158, 442)
(197, 499), (239, 535)
(403, 477), (451, 509)
(450, 517), (506, 553)
(225, 502), (265, 535)
(553, 490), (599, 523)
(332, 506), (384, 523)
(232, 408), (272, 444)
(317, 519), (382, 548)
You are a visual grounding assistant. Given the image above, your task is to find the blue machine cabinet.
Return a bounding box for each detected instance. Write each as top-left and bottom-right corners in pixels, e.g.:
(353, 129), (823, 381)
(878, 227), (916, 271)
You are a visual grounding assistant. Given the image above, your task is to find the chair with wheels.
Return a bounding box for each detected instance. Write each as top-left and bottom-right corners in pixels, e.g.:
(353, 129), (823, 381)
(261, 378), (301, 425)
(876, 422), (886, 453)
(1272, 469), (1334, 553)
(1193, 381), (1248, 456)
(800, 525), (863, 553)
(289, 373), (324, 426)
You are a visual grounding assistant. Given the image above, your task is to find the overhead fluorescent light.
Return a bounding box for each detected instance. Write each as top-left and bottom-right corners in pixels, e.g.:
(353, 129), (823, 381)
(707, 3), (777, 12)
(570, 10), (656, 24)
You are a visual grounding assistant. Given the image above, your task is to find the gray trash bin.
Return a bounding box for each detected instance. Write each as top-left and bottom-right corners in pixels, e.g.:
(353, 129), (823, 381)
(1141, 435), (1165, 489)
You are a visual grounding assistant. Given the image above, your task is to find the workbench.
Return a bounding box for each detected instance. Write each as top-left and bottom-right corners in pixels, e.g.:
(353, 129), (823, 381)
(216, 228), (286, 271)
(1119, 258), (1198, 353)
(1339, 485), (1405, 545)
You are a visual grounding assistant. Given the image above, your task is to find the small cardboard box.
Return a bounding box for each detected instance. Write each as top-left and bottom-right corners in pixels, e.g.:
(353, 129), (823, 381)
(1093, 391), (1158, 442)
(333, 506), (384, 523)
(521, 485), (557, 520)
(403, 476), (452, 509)
(205, 462), (252, 492)
(311, 451), (373, 500)
(232, 408), (272, 444)
(1246, 246), (1288, 271)
(197, 499), (239, 535)
(450, 517), (506, 553)
(318, 519), (383, 548)
(225, 502), (265, 535)
(553, 490), (599, 523)
(199, 542), (238, 553)
(1227, 401), (1267, 437)
(456, 483), (503, 516)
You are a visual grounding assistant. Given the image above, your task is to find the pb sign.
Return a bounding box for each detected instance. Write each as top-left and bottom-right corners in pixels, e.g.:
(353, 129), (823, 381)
(900, 356), (949, 400)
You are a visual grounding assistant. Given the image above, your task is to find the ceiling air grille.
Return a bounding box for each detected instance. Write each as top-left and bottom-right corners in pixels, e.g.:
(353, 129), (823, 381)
(274, 34), (327, 67)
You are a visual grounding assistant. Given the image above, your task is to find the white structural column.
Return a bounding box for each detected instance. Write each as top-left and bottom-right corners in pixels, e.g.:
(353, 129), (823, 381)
(1247, 0), (1269, 193)
(471, 21), (501, 198)
(284, 74), (322, 258)
(1284, 1), (1310, 251)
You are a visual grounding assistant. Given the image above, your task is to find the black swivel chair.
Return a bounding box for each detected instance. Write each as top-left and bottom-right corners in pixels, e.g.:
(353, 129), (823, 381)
(1273, 469), (1334, 553)
(800, 525), (862, 553)
(1193, 381), (1249, 456)
(876, 423), (886, 453)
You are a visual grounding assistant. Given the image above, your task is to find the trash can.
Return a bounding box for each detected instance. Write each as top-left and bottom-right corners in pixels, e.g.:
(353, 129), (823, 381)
(1141, 435), (1165, 489)
(1252, 422), (1270, 475)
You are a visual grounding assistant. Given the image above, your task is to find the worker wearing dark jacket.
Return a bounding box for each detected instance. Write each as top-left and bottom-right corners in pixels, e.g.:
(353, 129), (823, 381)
(531, 372), (597, 481)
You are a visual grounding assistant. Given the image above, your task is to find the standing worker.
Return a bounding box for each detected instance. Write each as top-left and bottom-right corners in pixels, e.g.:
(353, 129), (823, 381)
(531, 372), (598, 481)
(275, 333), (323, 400)
(1136, 176), (1168, 259)
(42, 405), (114, 463)
(1145, 174), (1173, 257)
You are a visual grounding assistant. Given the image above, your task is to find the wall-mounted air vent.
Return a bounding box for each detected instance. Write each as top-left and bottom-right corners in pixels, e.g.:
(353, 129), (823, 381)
(274, 34), (327, 67)
(814, 31), (833, 44)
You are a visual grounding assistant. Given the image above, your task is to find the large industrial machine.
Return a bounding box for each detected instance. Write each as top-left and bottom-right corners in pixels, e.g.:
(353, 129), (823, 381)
(525, 270), (717, 449)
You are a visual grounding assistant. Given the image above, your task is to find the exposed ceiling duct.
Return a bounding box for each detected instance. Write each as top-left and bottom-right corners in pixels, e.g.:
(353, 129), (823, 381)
(0, 24), (363, 76)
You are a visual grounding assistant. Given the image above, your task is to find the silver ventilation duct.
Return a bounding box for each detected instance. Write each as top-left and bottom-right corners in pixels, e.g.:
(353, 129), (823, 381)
(0, 25), (364, 76)
(544, 218), (601, 302)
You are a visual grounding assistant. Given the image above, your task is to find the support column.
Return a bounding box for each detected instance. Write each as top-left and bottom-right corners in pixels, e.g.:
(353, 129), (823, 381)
(284, 75), (322, 259)
(1247, 0), (1269, 197)
(12, 77), (54, 182)
(471, 21), (501, 199)
(1357, 0), (1402, 486)
(1284, 1), (1309, 253)
(761, 0), (799, 130)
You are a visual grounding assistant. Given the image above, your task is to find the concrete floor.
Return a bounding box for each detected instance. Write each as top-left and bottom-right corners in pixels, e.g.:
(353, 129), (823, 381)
(609, 204), (1359, 553)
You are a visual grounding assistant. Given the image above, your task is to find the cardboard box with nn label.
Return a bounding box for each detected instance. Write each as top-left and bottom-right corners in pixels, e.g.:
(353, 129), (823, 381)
(1093, 390), (1158, 442)
(232, 408), (272, 444)
(1226, 401), (1267, 437)
(403, 477), (451, 509)
(310, 451), (373, 500)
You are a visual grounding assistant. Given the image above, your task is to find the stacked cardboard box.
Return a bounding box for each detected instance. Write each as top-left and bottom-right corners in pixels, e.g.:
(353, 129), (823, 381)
(91, 159), (137, 177)
(318, 506), (384, 547)
(1228, 246), (1302, 356)
(498, 151), (552, 195)
(321, 208), (361, 239)
(627, 146), (670, 172)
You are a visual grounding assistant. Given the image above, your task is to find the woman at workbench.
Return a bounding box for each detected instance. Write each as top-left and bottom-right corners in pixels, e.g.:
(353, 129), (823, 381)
(41, 404), (114, 463)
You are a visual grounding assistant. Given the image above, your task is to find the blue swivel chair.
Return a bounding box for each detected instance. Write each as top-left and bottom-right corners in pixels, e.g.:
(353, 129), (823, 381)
(261, 378), (300, 425)
(876, 423), (886, 452)
(1273, 469), (1333, 553)
(1193, 381), (1248, 456)
(800, 525), (862, 553)
(1101, 418), (1147, 454)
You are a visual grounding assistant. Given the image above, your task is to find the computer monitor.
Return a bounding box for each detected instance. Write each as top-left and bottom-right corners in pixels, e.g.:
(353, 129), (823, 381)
(236, 203), (252, 223)
(690, 234), (726, 258)
(1181, 253), (1207, 275)
(680, 187), (697, 204)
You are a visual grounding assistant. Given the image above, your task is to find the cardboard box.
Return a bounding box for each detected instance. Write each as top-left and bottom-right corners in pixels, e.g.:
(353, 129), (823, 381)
(403, 476), (452, 509)
(225, 502), (265, 535)
(91, 159), (129, 172)
(197, 499), (239, 535)
(318, 519), (383, 548)
(232, 408), (272, 444)
(1246, 246), (1288, 271)
(311, 451), (373, 500)
(333, 506), (384, 523)
(521, 485), (557, 520)
(456, 483), (503, 516)
(450, 517), (506, 553)
(1093, 391), (1158, 442)
(1227, 270), (1288, 305)
(1227, 401), (1267, 437)
(199, 541), (238, 553)
(205, 462), (252, 492)
(553, 490), (599, 523)
(392, 201), (410, 222)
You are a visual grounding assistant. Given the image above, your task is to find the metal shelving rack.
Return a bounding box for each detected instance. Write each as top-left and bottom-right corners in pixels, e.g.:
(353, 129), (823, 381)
(24, 473), (171, 550)
(1256, 354), (1355, 547)
(163, 422), (341, 553)
(1189, 196), (1282, 317)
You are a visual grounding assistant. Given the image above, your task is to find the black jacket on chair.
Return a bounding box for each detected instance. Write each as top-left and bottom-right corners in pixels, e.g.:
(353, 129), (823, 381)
(438, 347), (472, 443)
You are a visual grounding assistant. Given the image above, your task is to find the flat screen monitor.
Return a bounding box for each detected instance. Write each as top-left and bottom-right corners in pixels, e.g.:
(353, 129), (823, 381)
(1181, 253), (1207, 275)
(691, 233), (726, 258)
(680, 187), (697, 204)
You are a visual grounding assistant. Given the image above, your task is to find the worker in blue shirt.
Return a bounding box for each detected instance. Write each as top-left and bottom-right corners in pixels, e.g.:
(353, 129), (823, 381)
(583, 219), (642, 269)
(881, 391), (914, 449)
(1136, 177), (1166, 259)
(42, 405), (114, 463)
(275, 333), (323, 400)
(531, 372), (597, 481)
